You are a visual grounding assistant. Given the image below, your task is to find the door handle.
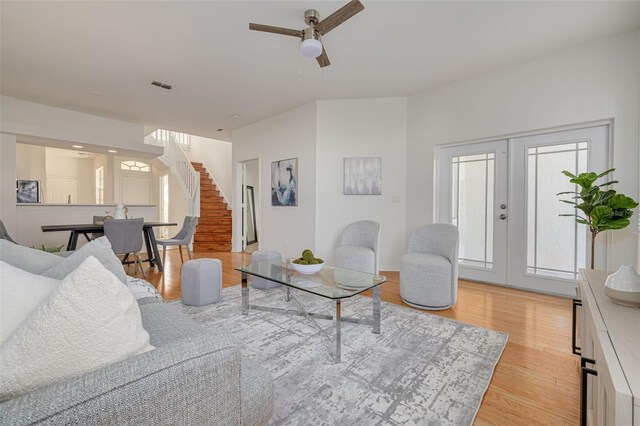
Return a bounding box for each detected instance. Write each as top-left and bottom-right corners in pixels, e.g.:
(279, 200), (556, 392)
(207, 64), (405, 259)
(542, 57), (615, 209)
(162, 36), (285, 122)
(499, 214), (507, 220)
(572, 299), (582, 356)
(580, 357), (597, 426)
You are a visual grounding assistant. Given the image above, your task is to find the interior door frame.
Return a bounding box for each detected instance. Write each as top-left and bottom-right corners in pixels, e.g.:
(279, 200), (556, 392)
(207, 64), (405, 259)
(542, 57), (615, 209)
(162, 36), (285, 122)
(434, 119), (614, 294)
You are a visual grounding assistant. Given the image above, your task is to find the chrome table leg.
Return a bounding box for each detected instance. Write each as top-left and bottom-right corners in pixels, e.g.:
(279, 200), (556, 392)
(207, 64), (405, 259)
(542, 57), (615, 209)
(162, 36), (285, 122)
(372, 285), (381, 334)
(242, 271), (249, 315)
(335, 299), (342, 363)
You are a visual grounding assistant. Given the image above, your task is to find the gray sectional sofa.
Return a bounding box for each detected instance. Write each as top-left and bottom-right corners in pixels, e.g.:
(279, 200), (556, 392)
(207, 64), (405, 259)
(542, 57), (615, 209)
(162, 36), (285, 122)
(0, 293), (273, 425)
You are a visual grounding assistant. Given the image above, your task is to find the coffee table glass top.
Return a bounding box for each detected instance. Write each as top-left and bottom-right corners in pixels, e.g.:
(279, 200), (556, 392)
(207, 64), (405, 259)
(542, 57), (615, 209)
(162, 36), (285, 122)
(236, 262), (386, 299)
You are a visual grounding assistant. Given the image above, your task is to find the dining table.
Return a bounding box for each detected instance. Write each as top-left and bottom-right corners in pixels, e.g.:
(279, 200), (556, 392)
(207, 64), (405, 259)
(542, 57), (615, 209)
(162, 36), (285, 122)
(41, 221), (177, 272)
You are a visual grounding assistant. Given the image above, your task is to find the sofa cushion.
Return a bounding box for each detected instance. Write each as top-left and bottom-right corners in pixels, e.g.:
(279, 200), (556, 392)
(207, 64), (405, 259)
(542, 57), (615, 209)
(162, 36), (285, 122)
(140, 302), (203, 347)
(0, 261), (58, 343)
(0, 240), (61, 274)
(241, 357), (274, 426)
(41, 237), (127, 284)
(0, 257), (153, 401)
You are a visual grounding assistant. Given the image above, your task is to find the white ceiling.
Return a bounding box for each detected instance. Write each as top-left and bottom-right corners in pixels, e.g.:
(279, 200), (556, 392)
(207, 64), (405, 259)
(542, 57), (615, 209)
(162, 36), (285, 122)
(2, 1), (639, 142)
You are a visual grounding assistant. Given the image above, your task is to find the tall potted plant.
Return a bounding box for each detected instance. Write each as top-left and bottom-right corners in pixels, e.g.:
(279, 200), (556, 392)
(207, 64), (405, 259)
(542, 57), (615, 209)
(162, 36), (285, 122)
(558, 168), (638, 269)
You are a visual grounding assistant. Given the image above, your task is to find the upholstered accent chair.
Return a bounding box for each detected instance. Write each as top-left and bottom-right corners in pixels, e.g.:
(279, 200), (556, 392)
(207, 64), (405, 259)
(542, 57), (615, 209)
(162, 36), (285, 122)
(334, 220), (380, 275)
(400, 224), (459, 310)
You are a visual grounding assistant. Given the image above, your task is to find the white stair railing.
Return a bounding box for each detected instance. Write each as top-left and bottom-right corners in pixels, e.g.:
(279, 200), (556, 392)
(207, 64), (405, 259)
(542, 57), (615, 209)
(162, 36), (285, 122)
(144, 130), (199, 217)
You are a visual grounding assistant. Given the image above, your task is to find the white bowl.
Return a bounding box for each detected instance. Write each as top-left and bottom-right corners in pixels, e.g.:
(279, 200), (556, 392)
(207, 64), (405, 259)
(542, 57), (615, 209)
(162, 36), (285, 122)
(291, 262), (324, 275)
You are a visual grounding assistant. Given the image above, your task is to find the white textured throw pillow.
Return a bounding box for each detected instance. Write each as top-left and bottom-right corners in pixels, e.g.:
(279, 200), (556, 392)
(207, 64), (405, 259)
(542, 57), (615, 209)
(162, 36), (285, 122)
(0, 256), (154, 401)
(0, 261), (59, 342)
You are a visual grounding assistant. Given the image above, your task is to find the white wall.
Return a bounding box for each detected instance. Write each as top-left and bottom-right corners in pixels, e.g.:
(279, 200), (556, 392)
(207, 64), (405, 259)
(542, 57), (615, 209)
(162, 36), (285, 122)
(45, 148), (95, 204)
(187, 136), (232, 204)
(0, 134), (17, 236)
(16, 144), (46, 184)
(406, 30), (640, 271)
(0, 96), (156, 154)
(316, 98), (407, 270)
(232, 102), (317, 258)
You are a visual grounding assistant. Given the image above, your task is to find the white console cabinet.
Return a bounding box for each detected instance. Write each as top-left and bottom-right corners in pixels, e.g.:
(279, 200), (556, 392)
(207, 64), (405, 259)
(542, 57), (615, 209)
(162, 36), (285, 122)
(576, 269), (639, 426)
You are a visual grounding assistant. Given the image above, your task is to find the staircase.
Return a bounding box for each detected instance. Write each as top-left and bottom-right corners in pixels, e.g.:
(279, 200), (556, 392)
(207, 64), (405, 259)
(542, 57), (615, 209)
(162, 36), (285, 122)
(191, 162), (232, 252)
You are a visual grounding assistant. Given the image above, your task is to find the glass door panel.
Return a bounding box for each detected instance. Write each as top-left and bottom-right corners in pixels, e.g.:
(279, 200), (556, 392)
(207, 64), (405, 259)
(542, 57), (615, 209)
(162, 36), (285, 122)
(508, 125), (609, 296)
(526, 142), (588, 280)
(438, 140), (508, 285)
(452, 153), (495, 269)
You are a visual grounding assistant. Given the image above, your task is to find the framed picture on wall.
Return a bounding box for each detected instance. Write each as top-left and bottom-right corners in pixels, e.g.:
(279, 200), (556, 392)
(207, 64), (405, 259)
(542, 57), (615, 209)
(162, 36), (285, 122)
(271, 158), (298, 206)
(16, 180), (40, 203)
(344, 157), (382, 195)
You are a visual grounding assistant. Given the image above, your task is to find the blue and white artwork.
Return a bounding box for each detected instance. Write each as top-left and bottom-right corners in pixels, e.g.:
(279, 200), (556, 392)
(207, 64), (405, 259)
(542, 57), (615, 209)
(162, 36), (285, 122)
(344, 157), (382, 195)
(271, 158), (298, 206)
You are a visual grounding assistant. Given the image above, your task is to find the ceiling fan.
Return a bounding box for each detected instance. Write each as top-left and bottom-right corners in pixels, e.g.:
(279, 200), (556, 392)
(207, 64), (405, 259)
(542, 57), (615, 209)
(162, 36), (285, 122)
(249, 0), (365, 68)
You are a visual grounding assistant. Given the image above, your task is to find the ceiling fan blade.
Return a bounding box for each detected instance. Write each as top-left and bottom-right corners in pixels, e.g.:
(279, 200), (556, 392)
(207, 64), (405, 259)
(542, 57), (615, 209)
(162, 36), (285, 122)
(316, 47), (331, 68)
(249, 23), (303, 38)
(315, 0), (364, 35)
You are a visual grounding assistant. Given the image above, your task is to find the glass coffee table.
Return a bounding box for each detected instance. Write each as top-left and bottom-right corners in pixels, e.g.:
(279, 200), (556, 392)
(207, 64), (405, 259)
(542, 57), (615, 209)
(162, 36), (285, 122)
(236, 261), (386, 363)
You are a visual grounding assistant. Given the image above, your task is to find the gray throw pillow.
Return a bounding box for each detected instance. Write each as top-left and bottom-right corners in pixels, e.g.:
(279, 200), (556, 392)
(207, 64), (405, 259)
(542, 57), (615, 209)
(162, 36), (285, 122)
(41, 237), (127, 284)
(0, 240), (62, 274)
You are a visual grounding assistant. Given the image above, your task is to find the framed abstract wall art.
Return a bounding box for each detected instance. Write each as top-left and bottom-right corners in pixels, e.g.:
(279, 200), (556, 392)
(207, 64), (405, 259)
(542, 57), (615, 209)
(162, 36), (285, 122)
(271, 158), (298, 206)
(16, 180), (40, 203)
(344, 157), (382, 195)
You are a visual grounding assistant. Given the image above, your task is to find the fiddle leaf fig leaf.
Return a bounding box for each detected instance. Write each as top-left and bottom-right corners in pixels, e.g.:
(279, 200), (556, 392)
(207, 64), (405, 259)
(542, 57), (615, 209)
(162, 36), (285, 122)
(607, 194), (639, 210)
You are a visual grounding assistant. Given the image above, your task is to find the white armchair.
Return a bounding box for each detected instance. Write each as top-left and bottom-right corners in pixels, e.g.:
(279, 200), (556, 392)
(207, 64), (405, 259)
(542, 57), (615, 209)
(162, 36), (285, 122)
(334, 220), (380, 275)
(400, 224), (459, 310)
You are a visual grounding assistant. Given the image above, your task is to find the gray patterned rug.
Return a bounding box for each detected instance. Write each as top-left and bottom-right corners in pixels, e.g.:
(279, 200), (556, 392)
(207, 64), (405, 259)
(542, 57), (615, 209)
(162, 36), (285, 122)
(174, 285), (508, 425)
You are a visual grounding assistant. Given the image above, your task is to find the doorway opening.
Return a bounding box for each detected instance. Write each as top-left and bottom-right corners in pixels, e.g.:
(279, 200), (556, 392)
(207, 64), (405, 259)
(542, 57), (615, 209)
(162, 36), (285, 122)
(436, 124), (610, 296)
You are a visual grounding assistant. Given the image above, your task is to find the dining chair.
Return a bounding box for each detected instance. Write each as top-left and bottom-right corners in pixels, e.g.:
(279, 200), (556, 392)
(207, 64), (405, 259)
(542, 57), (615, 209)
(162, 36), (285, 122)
(0, 220), (17, 244)
(103, 218), (146, 277)
(157, 216), (199, 268)
(91, 216), (106, 240)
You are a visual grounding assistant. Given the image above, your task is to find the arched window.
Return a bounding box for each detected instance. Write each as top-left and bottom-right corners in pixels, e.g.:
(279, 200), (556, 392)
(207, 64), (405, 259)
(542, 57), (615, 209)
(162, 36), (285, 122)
(121, 160), (150, 172)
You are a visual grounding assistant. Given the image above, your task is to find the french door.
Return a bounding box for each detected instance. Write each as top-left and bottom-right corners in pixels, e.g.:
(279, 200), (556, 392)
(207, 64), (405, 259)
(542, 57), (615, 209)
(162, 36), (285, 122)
(437, 125), (609, 296)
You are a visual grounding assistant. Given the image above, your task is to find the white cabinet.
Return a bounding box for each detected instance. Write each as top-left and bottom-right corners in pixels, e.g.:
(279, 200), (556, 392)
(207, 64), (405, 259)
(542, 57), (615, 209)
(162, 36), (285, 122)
(577, 270), (639, 426)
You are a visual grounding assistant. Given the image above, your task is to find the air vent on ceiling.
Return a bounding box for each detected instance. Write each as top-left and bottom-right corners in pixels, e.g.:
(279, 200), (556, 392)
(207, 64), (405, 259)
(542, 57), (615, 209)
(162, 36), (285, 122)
(151, 80), (172, 90)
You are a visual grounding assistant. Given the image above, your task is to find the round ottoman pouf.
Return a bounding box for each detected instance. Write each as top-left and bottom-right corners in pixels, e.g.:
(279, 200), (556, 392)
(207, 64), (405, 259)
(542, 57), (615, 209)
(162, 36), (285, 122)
(181, 258), (223, 306)
(251, 251), (282, 289)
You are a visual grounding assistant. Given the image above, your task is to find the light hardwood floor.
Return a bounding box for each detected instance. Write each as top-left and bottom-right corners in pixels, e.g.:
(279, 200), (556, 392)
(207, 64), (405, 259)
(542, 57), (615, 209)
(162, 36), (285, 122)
(131, 249), (580, 425)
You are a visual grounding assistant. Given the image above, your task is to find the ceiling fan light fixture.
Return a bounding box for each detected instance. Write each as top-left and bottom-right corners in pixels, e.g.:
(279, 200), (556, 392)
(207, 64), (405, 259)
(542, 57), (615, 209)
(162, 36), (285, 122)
(300, 28), (322, 58)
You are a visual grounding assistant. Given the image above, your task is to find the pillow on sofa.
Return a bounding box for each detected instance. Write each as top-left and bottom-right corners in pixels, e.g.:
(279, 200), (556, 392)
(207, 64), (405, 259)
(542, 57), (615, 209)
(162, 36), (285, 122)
(0, 261), (59, 343)
(0, 240), (61, 274)
(0, 256), (154, 401)
(41, 236), (127, 284)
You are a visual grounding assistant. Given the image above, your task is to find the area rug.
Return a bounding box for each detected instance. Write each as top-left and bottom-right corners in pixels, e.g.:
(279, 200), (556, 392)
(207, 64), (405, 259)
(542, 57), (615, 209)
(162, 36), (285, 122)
(174, 285), (508, 425)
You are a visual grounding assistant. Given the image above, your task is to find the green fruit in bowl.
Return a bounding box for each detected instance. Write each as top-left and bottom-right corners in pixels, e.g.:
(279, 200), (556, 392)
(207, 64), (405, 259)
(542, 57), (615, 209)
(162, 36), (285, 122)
(292, 259), (300, 264)
(302, 251), (314, 262)
(309, 259), (319, 265)
(315, 258), (324, 264)
(299, 260), (309, 265)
